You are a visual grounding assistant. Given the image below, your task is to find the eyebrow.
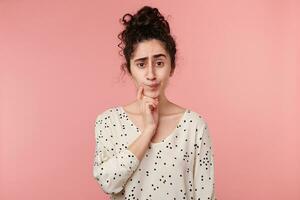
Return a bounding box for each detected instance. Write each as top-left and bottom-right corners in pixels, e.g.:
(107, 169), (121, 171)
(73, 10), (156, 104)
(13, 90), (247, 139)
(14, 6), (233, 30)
(133, 54), (166, 62)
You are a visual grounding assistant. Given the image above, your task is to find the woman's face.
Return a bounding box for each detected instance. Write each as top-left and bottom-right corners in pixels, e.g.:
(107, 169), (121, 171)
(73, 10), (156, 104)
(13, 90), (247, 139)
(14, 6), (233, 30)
(129, 39), (174, 99)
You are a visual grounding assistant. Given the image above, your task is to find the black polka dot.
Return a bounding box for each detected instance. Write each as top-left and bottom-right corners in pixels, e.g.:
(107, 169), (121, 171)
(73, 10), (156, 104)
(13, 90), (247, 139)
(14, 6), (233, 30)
(93, 106), (215, 199)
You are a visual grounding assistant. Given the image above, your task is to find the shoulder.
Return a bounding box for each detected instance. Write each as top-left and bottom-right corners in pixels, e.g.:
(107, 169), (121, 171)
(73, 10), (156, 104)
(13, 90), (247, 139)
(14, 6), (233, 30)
(186, 108), (208, 128)
(94, 106), (122, 140)
(187, 109), (212, 144)
(94, 106), (120, 125)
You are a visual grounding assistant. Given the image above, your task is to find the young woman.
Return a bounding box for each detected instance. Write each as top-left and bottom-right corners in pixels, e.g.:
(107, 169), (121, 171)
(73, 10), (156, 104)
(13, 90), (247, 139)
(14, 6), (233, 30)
(93, 5), (216, 200)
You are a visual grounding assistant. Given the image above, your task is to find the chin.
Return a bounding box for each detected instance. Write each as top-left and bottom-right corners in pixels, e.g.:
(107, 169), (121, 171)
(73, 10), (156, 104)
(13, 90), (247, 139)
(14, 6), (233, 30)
(144, 90), (160, 97)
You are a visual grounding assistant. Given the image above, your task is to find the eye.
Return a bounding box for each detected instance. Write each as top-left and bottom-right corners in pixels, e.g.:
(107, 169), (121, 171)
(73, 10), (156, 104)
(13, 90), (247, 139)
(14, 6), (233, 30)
(137, 62), (145, 68)
(156, 61), (164, 67)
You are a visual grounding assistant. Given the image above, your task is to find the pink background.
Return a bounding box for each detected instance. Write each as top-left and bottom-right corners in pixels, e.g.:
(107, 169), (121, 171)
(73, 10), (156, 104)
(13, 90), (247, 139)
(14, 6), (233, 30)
(1, 1), (299, 199)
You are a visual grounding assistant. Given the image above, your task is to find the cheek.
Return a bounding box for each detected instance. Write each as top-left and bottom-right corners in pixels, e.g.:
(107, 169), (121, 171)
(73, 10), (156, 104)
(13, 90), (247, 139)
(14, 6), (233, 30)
(161, 75), (170, 84)
(159, 79), (169, 90)
(131, 73), (143, 85)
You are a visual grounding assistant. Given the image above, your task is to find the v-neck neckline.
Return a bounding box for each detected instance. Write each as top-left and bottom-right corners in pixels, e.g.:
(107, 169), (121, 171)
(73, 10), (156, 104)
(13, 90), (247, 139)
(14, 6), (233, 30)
(118, 106), (188, 147)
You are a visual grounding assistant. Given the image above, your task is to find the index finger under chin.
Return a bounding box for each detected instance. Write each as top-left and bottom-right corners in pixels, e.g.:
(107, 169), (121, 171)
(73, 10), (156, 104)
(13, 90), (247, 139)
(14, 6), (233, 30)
(137, 85), (144, 100)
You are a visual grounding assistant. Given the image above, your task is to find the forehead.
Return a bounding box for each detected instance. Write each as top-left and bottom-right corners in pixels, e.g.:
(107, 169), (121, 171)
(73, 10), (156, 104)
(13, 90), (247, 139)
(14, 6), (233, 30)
(131, 39), (168, 60)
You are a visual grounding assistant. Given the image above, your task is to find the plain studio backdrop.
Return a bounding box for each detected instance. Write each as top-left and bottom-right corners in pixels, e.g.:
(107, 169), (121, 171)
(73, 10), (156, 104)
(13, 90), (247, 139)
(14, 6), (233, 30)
(0, 0), (299, 200)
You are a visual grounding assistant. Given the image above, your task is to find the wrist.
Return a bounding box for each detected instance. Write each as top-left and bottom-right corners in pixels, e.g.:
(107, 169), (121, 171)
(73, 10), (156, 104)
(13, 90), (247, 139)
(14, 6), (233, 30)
(144, 126), (156, 132)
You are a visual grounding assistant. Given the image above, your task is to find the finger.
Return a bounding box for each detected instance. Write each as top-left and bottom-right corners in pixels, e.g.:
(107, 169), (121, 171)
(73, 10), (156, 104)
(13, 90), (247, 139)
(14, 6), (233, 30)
(145, 102), (152, 114)
(146, 101), (157, 111)
(150, 102), (157, 110)
(143, 98), (158, 108)
(143, 99), (158, 108)
(137, 85), (144, 100)
(143, 96), (159, 104)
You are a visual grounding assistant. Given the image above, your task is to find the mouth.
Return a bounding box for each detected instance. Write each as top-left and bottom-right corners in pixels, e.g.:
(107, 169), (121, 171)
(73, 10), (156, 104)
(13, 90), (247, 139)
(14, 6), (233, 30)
(146, 83), (160, 89)
(147, 84), (159, 88)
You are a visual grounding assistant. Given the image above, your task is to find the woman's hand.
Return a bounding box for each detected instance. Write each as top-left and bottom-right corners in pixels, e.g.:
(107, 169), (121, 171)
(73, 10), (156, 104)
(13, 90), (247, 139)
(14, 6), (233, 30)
(136, 85), (159, 135)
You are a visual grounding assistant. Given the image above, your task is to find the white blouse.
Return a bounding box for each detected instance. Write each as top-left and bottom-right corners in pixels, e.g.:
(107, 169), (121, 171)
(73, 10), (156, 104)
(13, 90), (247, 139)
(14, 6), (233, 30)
(93, 106), (216, 200)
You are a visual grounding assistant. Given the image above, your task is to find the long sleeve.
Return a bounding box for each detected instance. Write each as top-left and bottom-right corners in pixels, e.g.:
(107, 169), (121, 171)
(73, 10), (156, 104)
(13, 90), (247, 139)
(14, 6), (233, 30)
(92, 112), (140, 195)
(193, 120), (216, 200)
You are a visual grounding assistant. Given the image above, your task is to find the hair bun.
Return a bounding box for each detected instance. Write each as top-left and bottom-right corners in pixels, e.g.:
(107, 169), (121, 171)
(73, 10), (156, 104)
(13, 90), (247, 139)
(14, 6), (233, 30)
(120, 6), (170, 34)
(118, 6), (177, 76)
(134, 7), (160, 26)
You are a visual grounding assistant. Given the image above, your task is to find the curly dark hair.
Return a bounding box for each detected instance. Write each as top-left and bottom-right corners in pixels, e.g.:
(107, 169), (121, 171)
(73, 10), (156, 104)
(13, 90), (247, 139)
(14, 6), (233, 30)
(117, 6), (177, 77)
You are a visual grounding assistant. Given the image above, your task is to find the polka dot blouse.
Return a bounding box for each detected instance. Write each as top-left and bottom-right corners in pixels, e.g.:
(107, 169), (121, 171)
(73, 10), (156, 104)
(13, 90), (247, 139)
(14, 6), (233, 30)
(93, 106), (216, 200)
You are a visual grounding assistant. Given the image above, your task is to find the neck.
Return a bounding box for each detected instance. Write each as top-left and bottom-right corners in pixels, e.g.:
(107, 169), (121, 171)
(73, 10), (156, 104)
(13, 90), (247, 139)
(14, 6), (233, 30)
(156, 94), (170, 113)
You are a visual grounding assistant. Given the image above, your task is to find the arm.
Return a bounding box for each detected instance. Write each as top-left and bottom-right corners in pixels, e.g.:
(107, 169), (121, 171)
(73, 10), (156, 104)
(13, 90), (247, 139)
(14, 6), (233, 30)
(92, 113), (140, 195)
(128, 127), (154, 161)
(193, 120), (216, 199)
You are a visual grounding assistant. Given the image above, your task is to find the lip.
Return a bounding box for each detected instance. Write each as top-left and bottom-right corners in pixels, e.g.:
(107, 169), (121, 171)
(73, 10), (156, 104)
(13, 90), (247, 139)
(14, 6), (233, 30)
(146, 83), (159, 87)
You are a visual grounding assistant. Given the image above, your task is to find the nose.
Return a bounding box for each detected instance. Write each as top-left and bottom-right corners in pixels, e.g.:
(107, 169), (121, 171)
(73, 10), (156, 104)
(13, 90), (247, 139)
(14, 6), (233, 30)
(146, 63), (156, 81)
